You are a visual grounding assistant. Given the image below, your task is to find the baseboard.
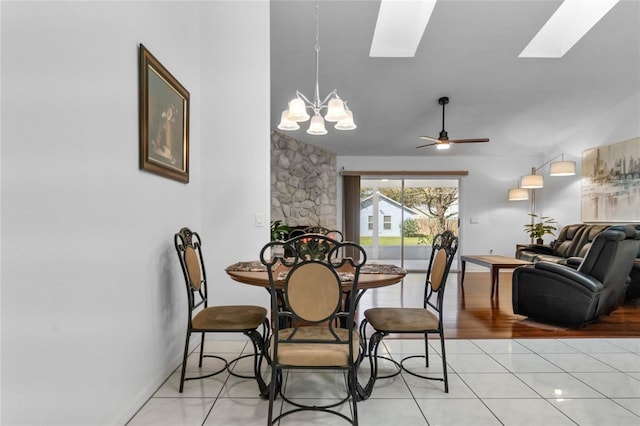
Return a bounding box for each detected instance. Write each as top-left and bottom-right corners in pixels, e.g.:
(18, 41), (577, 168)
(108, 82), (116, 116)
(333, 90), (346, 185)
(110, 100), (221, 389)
(111, 346), (193, 425)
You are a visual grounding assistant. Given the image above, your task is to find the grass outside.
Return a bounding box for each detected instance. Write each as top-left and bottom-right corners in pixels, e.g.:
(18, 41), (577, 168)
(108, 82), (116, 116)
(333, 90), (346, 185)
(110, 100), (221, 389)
(359, 236), (428, 246)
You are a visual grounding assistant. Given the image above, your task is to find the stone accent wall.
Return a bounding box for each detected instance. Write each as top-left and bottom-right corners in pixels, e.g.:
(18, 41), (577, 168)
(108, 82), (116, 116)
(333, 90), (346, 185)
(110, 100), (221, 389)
(271, 130), (337, 228)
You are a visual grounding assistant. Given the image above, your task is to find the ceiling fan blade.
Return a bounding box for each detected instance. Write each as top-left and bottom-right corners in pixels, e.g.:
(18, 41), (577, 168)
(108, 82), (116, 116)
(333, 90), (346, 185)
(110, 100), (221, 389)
(450, 138), (490, 144)
(419, 135), (440, 143)
(416, 142), (437, 149)
(418, 98), (490, 148)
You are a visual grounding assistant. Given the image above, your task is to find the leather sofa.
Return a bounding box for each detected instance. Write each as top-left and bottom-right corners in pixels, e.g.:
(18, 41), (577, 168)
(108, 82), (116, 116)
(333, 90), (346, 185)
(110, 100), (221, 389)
(513, 226), (640, 325)
(516, 223), (640, 301)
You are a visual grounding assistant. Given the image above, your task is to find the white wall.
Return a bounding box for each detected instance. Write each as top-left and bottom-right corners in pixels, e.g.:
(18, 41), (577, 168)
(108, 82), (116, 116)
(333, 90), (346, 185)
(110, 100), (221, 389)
(0, 2), (270, 425)
(199, 2), (271, 308)
(542, 91), (640, 226)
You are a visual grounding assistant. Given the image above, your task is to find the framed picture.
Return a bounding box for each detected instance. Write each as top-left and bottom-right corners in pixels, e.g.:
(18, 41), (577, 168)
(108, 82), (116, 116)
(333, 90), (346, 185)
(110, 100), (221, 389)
(581, 137), (640, 222)
(139, 44), (190, 183)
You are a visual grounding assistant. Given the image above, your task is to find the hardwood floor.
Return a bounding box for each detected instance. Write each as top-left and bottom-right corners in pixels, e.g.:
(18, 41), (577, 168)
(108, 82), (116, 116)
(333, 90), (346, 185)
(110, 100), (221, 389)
(358, 271), (640, 339)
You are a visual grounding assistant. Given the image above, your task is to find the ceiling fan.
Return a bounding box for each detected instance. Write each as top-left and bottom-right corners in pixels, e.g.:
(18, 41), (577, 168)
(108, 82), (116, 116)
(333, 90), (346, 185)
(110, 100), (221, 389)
(416, 97), (489, 149)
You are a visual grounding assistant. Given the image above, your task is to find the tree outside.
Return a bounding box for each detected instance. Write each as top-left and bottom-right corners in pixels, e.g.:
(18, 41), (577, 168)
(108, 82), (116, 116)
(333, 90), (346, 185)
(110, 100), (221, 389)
(362, 186), (458, 245)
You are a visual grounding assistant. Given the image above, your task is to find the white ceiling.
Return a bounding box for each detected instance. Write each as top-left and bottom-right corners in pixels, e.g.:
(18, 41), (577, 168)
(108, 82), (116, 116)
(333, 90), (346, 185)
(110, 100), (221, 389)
(270, 0), (640, 157)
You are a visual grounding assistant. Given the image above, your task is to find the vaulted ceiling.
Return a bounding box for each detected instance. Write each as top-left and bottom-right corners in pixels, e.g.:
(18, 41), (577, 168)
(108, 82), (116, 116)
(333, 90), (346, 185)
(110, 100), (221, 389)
(270, 0), (640, 157)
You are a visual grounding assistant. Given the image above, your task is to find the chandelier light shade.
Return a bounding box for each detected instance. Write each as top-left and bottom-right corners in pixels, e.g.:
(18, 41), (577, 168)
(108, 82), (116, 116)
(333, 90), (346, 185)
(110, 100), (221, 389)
(286, 99), (310, 122)
(549, 160), (576, 176)
(277, 110), (300, 131)
(307, 113), (328, 135)
(324, 97), (348, 122)
(278, 0), (356, 136)
(508, 187), (529, 201)
(335, 109), (357, 130)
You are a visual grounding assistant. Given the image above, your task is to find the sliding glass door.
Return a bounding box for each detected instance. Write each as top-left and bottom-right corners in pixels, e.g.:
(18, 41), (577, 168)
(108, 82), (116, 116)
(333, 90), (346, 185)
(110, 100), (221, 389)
(360, 177), (459, 271)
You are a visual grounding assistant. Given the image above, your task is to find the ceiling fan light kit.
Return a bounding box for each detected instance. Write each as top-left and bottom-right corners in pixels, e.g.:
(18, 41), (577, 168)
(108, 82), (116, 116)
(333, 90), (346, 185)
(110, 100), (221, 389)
(416, 97), (489, 150)
(277, 0), (356, 136)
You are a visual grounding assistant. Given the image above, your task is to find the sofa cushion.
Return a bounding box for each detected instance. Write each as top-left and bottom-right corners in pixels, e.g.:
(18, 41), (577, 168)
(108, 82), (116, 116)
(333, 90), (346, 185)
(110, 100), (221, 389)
(521, 253), (566, 264)
(553, 224), (587, 258)
(574, 224), (611, 258)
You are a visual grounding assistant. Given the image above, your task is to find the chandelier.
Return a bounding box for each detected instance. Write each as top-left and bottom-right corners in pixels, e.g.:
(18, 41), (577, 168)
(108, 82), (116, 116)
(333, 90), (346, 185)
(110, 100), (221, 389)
(277, 0), (356, 135)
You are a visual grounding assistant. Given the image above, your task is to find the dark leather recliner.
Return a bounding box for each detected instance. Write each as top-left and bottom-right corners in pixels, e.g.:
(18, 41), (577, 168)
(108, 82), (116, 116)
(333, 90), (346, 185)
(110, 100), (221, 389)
(512, 225), (640, 326)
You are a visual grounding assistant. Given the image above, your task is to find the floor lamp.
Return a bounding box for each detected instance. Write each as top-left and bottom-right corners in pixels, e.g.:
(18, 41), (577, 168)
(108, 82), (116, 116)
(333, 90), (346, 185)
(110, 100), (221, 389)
(508, 154), (576, 243)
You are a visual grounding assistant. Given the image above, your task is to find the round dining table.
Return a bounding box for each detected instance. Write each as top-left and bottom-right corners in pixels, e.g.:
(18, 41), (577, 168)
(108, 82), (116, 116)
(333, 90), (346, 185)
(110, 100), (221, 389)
(225, 260), (407, 290)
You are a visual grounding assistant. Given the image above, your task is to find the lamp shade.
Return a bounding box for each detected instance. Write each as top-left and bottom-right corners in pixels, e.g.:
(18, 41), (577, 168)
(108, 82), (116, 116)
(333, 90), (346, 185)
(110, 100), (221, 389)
(324, 98), (348, 122)
(508, 187), (529, 201)
(550, 160), (576, 176)
(307, 113), (328, 135)
(521, 174), (543, 188)
(277, 110), (300, 131)
(335, 110), (357, 130)
(436, 142), (450, 150)
(287, 98), (310, 122)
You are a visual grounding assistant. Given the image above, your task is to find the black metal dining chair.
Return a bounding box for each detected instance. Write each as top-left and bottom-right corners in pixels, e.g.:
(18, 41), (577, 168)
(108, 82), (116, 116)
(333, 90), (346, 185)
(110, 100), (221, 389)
(259, 233), (366, 425)
(359, 231), (458, 396)
(288, 225), (344, 241)
(174, 227), (269, 395)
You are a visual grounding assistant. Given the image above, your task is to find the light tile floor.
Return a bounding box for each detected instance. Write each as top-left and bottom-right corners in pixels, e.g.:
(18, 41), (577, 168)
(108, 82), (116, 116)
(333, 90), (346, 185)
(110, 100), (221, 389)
(127, 338), (640, 426)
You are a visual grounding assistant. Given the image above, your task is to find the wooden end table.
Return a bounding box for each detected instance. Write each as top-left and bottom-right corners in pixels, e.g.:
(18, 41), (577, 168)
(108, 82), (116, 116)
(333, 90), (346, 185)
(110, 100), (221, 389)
(459, 255), (532, 298)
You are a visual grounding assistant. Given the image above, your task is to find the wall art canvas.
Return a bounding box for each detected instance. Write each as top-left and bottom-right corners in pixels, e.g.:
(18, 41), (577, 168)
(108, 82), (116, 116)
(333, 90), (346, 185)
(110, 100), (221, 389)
(581, 137), (640, 222)
(139, 44), (190, 183)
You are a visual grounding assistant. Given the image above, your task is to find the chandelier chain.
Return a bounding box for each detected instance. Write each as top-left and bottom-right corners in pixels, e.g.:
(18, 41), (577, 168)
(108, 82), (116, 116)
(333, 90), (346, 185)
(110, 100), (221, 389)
(315, 0), (320, 53)
(313, 0), (321, 108)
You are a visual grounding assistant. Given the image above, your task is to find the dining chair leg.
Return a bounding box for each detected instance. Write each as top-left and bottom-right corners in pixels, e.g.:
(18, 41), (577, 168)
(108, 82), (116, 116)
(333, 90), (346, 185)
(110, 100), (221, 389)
(244, 328), (269, 397)
(439, 332), (449, 393)
(179, 332), (191, 393)
(267, 365), (278, 425)
(357, 320), (368, 364)
(198, 332), (206, 367)
(359, 330), (385, 400)
(349, 367), (359, 426)
(423, 333), (429, 367)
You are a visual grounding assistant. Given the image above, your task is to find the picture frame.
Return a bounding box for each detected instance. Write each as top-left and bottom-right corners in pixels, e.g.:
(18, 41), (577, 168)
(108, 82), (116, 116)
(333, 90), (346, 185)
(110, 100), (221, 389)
(581, 137), (640, 222)
(139, 44), (190, 183)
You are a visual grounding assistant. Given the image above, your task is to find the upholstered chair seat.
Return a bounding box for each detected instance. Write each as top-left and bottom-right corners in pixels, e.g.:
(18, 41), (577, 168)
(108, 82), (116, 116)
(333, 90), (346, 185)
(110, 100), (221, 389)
(365, 308), (439, 332)
(192, 305), (267, 331)
(270, 326), (360, 366)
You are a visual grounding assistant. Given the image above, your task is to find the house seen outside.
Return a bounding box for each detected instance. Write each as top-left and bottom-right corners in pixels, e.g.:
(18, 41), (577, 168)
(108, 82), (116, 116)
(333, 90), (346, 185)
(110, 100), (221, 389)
(359, 179), (459, 271)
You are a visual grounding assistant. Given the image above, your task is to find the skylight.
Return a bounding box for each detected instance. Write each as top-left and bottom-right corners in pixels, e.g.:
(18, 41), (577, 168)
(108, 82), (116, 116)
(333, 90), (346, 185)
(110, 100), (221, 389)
(519, 0), (620, 58)
(369, 0), (437, 58)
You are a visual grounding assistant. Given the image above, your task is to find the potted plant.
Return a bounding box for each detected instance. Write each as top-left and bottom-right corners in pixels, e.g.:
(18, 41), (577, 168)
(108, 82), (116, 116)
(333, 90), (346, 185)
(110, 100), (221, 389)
(270, 220), (290, 241)
(524, 213), (557, 244)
